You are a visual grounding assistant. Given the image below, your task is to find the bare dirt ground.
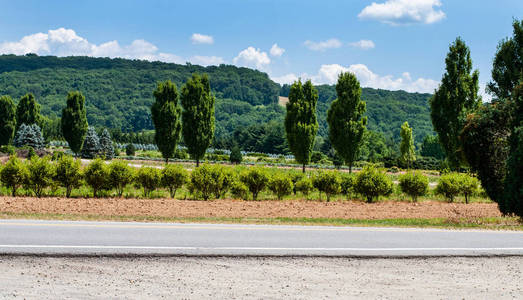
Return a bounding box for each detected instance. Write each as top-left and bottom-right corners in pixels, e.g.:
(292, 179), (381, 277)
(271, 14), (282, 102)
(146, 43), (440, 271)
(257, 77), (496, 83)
(0, 256), (521, 299)
(0, 196), (502, 220)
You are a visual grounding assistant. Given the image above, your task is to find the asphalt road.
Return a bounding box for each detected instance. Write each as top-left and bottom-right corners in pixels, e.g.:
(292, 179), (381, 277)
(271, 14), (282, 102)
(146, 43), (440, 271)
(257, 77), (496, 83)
(0, 219), (522, 256)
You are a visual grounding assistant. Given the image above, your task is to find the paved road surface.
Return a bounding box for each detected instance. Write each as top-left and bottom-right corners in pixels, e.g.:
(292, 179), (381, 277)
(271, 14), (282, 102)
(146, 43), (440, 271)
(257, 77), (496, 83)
(0, 219), (522, 256)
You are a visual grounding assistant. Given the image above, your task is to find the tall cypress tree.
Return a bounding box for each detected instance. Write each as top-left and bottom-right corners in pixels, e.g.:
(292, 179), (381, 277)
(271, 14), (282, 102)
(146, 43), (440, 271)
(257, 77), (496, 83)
(16, 93), (40, 130)
(181, 73), (215, 167)
(284, 79), (319, 172)
(430, 37), (481, 170)
(151, 80), (182, 163)
(61, 91), (88, 156)
(0, 95), (16, 146)
(327, 72), (367, 173)
(400, 121), (416, 169)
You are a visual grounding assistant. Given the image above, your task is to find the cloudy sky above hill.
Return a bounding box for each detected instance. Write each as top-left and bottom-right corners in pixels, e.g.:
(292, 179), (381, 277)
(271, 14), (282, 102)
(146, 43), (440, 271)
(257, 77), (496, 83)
(0, 0), (521, 96)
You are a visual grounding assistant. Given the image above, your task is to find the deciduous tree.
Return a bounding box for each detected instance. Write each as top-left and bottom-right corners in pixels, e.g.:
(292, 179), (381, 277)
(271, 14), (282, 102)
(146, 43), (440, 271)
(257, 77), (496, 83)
(400, 121), (416, 169)
(0, 95), (16, 146)
(16, 93), (40, 129)
(61, 91), (88, 156)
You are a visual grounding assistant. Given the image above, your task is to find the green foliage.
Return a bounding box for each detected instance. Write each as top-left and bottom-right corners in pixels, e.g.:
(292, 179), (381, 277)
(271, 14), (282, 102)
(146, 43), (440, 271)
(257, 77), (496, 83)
(84, 158), (110, 197)
(420, 135), (445, 160)
(312, 171), (341, 202)
(285, 80), (319, 171)
(181, 74), (215, 166)
(240, 167), (269, 200)
(0, 95), (16, 146)
(15, 93), (40, 129)
(457, 173), (480, 204)
(268, 172), (293, 200)
(135, 167), (161, 197)
(435, 173), (461, 203)
(327, 72), (367, 172)
(188, 164), (223, 200)
(0, 155), (27, 196)
(81, 126), (100, 159)
(487, 19), (523, 100)
(14, 123), (44, 150)
(151, 80), (182, 162)
(295, 177), (313, 196)
(108, 160), (134, 197)
(99, 128), (114, 159)
(25, 155), (54, 197)
(400, 121), (416, 169)
(398, 171), (429, 202)
(61, 91), (88, 155)
(54, 154), (82, 197)
(340, 174), (355, 199)
(125, 143), (136, 156)
(161, 164), (188, 198)
(354, 166), (393, 203)
(230, 180), (249, 200)
(430, 37), (481, 169)
(229, 145), (243, 164)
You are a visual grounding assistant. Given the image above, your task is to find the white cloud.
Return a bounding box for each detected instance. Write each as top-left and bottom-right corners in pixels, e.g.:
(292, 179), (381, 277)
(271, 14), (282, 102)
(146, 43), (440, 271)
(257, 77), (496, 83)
(304, 38), (342, 51)
(358, 0), (446, 25)
(189, 55), (225, 66)
(233, 47), (270, 69)
(349, 40), (375, 50)
(272, 64), (438, 93)
(270, 43), (285, 57)
(190, 33), (214, 45)
(0, 28), (184, 63)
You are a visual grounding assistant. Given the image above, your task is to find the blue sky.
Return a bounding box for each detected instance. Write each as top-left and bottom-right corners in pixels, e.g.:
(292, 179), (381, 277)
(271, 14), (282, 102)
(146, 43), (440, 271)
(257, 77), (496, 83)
(1, 0), (522, 96)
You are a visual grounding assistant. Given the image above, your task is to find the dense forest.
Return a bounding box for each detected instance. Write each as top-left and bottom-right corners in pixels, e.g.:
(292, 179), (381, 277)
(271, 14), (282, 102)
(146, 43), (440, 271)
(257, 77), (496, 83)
(0, 54), (434, 153)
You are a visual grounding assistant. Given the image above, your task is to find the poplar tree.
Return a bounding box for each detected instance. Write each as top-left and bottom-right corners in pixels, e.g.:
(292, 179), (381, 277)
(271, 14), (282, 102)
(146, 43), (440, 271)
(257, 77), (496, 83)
(61, 91), (88, 156)
(16, 93), (40, 129)
(151, 80), (182, 163)
(181, 73), (215, 167)
(285, 80), (319, 172)
(327, 72), (367, 173)
(430, 37), (481, 169)
(0, 95), (16, 146)
(400, 121), (416, 169)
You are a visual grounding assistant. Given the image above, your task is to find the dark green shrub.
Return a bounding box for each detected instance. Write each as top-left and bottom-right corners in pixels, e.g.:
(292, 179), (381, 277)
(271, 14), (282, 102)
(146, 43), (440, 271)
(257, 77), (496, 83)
(229, 145), (243, 164)
(231, 180), (249, 200)
(161, 164), (188, 198)
(398, 171), (429, 202)
(125, 143), (136, 156)
(457, 173), (480, 204)
(0, 155), (27, 196)
(54, 155), (82, 197)
(51, 151), (64, 161)
(108, 160), (134, 197)
(25, 155), (54, 197)
(189, 164), (224, 200)
(27, 147), (37, 159)
(354, 166), (393, 203)
(310, 151), (325, 163)
(340, 173), (355, 200)
(435, 173), (461, 203)
(0, 145), (16, 155)
(388, 166), (400, 173)
(295, 177), (313, 196)
(84, 158), (110, 197)
(240, 167), (269, 201)
(135, 167), (161, 197)
(268, 172), (293, 200)
(312, 171), (341, 201)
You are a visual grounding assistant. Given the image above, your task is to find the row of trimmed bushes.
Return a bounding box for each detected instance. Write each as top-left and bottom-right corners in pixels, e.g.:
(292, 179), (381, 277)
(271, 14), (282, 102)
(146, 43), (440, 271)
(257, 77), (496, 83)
(0, 155), (481, 203)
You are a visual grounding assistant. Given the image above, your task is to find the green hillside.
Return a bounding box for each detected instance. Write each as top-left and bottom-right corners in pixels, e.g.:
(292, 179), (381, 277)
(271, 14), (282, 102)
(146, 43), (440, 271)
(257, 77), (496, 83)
(0, 54), (434, 149)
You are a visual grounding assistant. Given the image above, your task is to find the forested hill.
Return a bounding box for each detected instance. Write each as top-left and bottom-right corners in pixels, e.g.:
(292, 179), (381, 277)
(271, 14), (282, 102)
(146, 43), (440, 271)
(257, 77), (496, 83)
(0, 54), (433, 144)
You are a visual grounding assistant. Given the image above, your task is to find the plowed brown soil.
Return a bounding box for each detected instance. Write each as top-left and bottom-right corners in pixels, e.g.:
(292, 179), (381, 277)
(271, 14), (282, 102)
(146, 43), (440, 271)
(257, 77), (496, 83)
(0, 196), (502, 220)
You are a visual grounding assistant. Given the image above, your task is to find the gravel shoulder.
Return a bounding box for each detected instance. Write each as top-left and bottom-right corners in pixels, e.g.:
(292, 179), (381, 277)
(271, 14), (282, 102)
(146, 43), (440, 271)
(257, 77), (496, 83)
(0, 256), (521, 299)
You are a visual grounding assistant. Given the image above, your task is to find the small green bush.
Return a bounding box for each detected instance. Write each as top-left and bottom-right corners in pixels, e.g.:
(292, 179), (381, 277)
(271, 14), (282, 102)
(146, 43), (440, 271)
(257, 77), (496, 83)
(125, 143), (135, 156)
(312, 171), (341, 202)
(0, 145), (16, 155)
(268, 172), (293, 200)
(0, 155), (27, 196)
(295, 177), (313, 196)
(135, 167), (161, 197)
(189, 164), (224, 200)
(25, 155), (54, 197)
(161, 164), (188, 198)
(398, 171), (429, 202)
(108, 160), (134, 197)
(457, 173), (480, 204)
(340, 173), (355, 200)
(290, 171), (305, 195)
(435, 172), (461, 203)
(230, 180), (249, 200)
(229, 145), (243, 164)
(354, 166), (393, 203)
(54, 155), (83, 197)
(240, 167), (269, 201)
(84, 158), (110, 197)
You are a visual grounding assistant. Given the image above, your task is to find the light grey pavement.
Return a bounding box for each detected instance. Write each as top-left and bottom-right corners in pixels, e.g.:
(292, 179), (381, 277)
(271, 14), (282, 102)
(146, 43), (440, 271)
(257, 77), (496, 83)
(0, 219), (522, 256)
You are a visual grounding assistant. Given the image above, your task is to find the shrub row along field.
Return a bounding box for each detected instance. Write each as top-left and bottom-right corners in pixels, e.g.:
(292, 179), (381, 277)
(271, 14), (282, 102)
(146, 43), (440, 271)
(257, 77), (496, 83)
(0, 154), (485, 204)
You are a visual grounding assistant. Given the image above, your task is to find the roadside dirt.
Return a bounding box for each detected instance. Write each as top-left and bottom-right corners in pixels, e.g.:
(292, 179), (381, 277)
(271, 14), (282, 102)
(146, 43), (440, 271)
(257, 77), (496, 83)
(0, 196), (502, 220)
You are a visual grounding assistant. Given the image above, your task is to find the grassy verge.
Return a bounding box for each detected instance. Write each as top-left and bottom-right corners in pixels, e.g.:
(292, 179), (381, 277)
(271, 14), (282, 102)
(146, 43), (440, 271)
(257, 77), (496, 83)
(1, 211), (521, 231)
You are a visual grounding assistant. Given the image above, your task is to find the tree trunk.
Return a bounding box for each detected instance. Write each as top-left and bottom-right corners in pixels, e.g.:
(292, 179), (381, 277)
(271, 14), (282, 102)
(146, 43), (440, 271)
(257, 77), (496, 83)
(465, 194), (469, 204)
(196, 159), (200, 167)
(11, 187), (16, 197)
(302, 164), (305, 173)
(349, 164), (353, 174)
